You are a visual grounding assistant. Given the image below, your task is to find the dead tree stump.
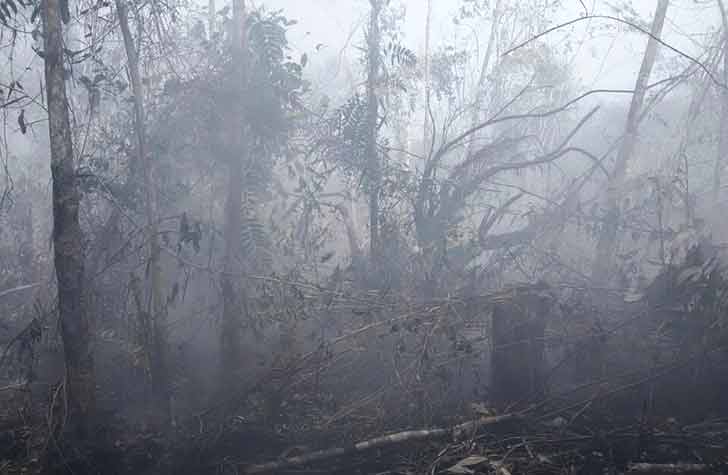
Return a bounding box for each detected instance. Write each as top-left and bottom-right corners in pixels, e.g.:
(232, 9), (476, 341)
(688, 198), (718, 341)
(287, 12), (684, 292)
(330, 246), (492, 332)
(490, 285), (551, 410)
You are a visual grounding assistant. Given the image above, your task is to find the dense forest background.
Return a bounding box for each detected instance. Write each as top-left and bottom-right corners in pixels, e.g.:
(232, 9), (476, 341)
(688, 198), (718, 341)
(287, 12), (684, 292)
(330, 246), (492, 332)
(2, 0), (728, 473)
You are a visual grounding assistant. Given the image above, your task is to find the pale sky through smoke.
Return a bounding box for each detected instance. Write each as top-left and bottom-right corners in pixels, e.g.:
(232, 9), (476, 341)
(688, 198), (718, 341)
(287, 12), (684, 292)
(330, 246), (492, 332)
(264, 0), (720, 94)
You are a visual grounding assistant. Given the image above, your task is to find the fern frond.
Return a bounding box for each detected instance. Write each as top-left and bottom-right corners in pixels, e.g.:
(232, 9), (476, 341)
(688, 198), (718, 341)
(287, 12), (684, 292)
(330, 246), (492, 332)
(243, 9), (304, 142)
(383, 41), (417, 69)
(0, 0), (24, 25)
(240, 209), (273, 272)
(248, 12), (287, 70)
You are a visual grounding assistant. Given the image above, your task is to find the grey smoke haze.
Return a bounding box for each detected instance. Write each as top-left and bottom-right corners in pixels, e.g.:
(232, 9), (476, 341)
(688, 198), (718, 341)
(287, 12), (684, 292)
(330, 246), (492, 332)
(267, 0), (720, 91)
(3, 0), (728, 472)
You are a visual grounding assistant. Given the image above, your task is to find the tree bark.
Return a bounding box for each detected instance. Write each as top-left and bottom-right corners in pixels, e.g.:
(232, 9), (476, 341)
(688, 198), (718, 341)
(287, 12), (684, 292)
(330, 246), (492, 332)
(116, 0), (171, 426)
(42, 0), (96, 439)
(592, 0), (669, 286)
(220, 0), (248, 388)
(366, 0), (382, 265)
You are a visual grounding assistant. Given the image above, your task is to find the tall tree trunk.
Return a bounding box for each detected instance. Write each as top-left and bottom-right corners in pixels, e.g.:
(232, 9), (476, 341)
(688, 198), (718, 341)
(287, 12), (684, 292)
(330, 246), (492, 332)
(714, 0), (728, 203)
(592, 0), (669, 285)
(42, 0), (95, 439)
(220, 0), (248, 389)
(422, 0), (432, 153)
(466, 0), (502, 159)
(367, 0), (382, 265)
(116, 0), (171, 426)
(208, 0), (215, 39)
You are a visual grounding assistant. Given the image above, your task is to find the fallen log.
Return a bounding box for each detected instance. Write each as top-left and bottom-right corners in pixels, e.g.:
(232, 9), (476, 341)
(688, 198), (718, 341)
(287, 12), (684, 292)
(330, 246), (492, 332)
(242, 413), (517, 474)
(628, 463), (709, 473)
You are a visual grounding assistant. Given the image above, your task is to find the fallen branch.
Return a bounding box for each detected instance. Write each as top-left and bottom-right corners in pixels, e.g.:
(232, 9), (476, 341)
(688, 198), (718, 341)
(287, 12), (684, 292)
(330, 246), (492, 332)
(628, 463), (709, 473)
(0, 283), (39, 300)
(0, 383), (26, 392)
(242, 414), (518, 474)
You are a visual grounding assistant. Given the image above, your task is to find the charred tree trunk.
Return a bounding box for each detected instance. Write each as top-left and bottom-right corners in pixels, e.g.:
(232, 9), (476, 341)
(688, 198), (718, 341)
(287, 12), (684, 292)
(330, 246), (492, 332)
(116, 0), (171, 426)
(42, 0), (95, 439)
(490, 286), (550, 410)
(366, 0), (382, 266)
(592, 0), (669, 285)
(220, 0), (248, 389)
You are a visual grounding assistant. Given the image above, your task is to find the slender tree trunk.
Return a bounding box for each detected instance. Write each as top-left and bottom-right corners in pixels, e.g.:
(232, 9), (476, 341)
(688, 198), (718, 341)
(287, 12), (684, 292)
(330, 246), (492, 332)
(331, 203), (361, 260)
(220, 0), (248, 388)
(42, 0), (96, 439)
(367, 0), (382, 265)
(592, 0), (669, 285)
(220, 152), (244, 387)
(466, 0), (502, 159)
(20, 198), (35, 277)
(422, 0), (432, 153)
(116, 0), (171, 426)
(714, 0), (728, 203)
(208, 0), (215, 39)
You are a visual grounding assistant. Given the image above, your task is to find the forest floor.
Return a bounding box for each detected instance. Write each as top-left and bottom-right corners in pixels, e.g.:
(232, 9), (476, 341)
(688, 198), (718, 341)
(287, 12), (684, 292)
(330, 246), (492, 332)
(3, 388), (728, 475)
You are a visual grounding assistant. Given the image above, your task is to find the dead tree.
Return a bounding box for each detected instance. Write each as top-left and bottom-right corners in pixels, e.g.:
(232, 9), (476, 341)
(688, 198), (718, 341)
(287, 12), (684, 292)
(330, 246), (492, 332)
(490, 285), (551, 409)
(42, 0), (95, 438)
(592, 0), (670, 285)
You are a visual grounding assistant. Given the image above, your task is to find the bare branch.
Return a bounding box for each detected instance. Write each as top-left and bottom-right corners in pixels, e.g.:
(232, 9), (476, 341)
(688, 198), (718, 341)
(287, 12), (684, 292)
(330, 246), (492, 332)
(503, 15), (725, 89)
(466, 106), (600, 192)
